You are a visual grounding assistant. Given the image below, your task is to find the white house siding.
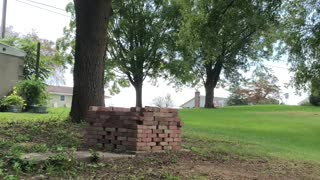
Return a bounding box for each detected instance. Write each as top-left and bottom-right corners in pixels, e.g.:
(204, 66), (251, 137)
(48, 94), (73, 108)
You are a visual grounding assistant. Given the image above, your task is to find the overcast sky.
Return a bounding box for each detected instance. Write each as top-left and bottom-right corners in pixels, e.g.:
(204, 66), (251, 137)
(1, 0), (307, 107)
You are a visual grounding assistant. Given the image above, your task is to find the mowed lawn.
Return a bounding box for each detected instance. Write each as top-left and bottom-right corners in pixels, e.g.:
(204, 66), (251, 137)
(180, 105), (320, 163)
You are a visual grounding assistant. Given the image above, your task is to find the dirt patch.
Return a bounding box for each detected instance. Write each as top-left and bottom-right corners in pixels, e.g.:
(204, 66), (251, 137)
(86, 152), (320, 180)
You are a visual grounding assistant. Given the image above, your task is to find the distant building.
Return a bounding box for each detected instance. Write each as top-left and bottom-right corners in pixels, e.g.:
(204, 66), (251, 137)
(180, 91), (227, 108)
(0, 43), (25, 98)
(298, 97), (309, 105)
(47, 86), (111, 108)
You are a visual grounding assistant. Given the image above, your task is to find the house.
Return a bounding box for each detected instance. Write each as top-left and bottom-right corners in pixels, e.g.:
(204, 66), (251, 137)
(0, 43), (25, 98)
(180, 91), (228, 108)
(47, 85), (111, 108)
(298, 97), (309, 105)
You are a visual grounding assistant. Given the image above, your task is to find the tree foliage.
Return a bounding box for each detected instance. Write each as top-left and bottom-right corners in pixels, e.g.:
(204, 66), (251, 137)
(227, 67), (281, 105)
(0, 31), (65, 84)
(172, 0), (281, 108)
(280, 0), (320, 94)
(108, 0), (180, 107)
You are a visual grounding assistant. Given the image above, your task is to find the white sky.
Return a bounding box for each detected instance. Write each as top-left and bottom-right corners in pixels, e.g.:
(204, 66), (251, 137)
(1, 0), (307, 107)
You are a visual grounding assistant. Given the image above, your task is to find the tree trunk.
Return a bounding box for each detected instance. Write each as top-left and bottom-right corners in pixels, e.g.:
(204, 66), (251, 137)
(204, 60), (223, 108)
(133, 80), (143, 108)
(70, 0), (112, 123)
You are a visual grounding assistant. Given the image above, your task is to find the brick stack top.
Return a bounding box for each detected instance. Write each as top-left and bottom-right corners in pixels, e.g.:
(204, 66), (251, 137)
(85, 106), (183, 153)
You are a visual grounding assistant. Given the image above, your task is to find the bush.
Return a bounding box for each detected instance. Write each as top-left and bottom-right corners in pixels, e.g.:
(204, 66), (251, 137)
(1, 92), (25, 108)
(309, 95), (320, 106)
(15, 79), (48, 108)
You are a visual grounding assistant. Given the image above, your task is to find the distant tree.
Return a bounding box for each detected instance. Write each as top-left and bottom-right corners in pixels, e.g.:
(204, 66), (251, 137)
(0, 32), (65, 83)
(108, 0), (180, 107)
(172, 0), (281, 108)
(152, 94), (174, 108)
(70, 0), (112, 122)
(227, 84), (248, 106)
(228, 67), (281, 105)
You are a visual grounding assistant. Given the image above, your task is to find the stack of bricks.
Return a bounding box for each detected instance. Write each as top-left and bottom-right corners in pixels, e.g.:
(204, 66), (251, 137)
(85, 106), (183, 153)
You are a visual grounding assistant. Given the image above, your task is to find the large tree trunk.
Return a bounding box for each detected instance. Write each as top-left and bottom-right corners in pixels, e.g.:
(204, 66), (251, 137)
(70, 0), (112, 123)
(204, 60), (223, 108)
(133, 80), (143, 108)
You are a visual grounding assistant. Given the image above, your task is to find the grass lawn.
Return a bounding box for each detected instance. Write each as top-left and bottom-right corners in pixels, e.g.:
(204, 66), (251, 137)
(1, 105), (320, 179)
(180, 105), (320, 163)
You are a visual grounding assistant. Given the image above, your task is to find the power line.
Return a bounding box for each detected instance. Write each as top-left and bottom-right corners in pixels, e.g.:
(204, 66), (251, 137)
(15, 0), (70, 18)
(21, 0), (66, 12)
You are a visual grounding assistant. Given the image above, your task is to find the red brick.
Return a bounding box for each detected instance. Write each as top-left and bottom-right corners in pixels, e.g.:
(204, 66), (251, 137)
(152, 138), (163, 142)
(158, 134), (168, 138)
(164, 130), (172, 134)
(165, 138), (174, 142)
(157, 125), (168, 130)
(144, 106), (161, 112)
(146, 125), (157, 130)
(147, 133), (157, 138)
(152, 129), (164, 134)
(141, 137), (152, 142)
(143, 112), (155, 117)
(142, 129), (152, 134)
(169, 126), (178, 130)
(160, 142), (168, 146)
(147, 142), (157, 146)
(168, 133), (179, 138)
(153, 112), (176, 118)
(174, 138), (182, 142)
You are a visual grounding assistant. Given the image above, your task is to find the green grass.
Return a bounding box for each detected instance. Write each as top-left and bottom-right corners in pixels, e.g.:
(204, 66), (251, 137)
(0, 108), (69, 122)
(180, 105), (320, 163)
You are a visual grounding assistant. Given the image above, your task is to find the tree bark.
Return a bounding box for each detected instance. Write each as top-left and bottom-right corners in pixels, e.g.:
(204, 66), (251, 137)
(133, 80), (143, 108)
(204, 60), (223, 108)
(70, 0), (112, 123)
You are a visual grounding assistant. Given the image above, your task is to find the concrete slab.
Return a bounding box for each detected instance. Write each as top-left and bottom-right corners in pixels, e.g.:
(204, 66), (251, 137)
(21, 151), (135, 162)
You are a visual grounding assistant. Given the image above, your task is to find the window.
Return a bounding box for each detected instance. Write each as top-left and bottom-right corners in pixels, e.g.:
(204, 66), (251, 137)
(60, 95), (65, 101)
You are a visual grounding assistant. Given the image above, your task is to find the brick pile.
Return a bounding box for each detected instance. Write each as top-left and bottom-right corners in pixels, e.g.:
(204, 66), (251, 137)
(85, 106), (183, 153)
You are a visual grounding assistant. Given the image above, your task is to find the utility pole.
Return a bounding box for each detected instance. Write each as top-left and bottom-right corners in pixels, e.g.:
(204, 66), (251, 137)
(35, 42), (41, 80)
(1, 0), (7, 38)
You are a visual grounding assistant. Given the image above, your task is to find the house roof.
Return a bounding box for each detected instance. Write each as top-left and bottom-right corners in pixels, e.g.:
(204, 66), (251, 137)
(47, 85), (111, 98)
(180, 95), (227, 107)
(0, 43), (26, 58)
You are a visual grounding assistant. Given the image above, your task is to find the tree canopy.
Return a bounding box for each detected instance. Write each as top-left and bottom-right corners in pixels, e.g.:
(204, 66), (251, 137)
(108, 0), (180, 107)
(0, 31), (65, 83)
(171, 0), (281, 108)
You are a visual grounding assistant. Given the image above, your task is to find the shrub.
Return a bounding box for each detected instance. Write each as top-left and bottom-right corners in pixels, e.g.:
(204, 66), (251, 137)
(1, 93), (25, 108)
(15, 79), (48, 108)
(309, 95), (320, 106)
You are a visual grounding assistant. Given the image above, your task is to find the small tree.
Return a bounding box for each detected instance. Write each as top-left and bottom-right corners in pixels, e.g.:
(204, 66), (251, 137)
(108, 0), (179, 107)
(152, 94), (174, 108)
(227, 67), (281, 105)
